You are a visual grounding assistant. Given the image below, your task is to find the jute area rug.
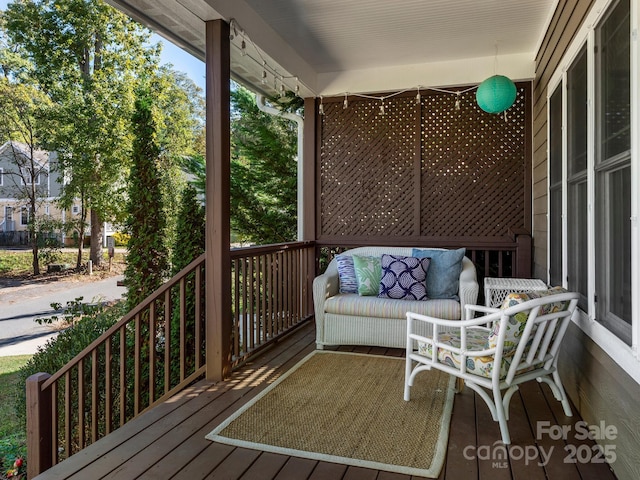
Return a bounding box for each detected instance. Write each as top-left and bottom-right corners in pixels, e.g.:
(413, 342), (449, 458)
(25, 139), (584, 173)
(206, 350), (455, 478)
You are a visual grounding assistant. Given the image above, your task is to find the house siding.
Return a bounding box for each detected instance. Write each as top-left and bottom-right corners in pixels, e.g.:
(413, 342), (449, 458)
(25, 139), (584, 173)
(533, 2), (639, 480)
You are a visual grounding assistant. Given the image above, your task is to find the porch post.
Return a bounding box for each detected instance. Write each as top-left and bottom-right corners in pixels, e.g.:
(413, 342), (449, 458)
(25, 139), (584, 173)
(303, 97), (317, 311)
(205, 19), (232, 381)
(26, 372), (52, 478)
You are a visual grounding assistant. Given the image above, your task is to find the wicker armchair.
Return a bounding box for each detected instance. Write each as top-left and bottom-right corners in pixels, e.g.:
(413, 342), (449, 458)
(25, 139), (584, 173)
(404, 289), (580, 444)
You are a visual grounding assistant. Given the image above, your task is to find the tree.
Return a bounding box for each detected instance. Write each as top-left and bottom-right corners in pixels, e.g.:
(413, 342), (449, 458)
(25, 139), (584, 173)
(124, 85), (168, 311)
(183, 84), (298, 245)
(230, 87), (298, 244)
(168, 184), (204, 383)
(0, 79), (54, 275)
(4, 0), (159, 267)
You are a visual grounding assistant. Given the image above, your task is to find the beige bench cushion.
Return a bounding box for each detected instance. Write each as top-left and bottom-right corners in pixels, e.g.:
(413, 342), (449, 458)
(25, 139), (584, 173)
(325, 293), (460, 320)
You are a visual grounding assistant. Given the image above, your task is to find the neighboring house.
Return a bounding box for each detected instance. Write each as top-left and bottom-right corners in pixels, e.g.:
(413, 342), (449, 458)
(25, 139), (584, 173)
(0, 140), (72, 244)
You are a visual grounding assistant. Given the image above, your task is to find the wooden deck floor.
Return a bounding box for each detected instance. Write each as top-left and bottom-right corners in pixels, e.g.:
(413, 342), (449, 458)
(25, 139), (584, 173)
(34, 321), (617, 480)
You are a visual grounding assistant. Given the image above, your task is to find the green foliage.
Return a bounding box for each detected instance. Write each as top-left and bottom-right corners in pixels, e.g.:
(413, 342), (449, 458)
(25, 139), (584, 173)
(168, 185), (205, 384)
(15, 302), (125, 429)
(170, 185), (205, 275)
(183, 83), (298, 245)
(4, 0), (159, 267)
(124, 85), (169, 311)
(35, 296), (106, 328)
(0, 355), (31, 478)
(230, 86), (298, 244)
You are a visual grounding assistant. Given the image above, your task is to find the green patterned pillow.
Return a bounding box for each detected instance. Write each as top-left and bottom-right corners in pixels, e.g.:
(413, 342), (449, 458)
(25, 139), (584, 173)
(352, 255), (382, 296)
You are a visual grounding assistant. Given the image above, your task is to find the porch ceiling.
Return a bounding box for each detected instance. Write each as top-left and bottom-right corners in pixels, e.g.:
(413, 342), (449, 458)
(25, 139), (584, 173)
(106, 0), (556, 97)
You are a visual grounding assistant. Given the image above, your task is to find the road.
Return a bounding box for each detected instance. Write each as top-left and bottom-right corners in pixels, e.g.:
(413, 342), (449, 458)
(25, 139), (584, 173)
(0, 275), (126, 355)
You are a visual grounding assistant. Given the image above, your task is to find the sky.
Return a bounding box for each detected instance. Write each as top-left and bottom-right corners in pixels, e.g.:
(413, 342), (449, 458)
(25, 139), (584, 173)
(0, 0), (206, 91)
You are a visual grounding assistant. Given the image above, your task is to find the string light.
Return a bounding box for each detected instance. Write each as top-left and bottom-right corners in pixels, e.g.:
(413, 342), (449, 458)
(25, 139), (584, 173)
(229, 18), (305, 98)
(379, 100), (385, 115)
(319, 96), (325, 115)
(454, 92), (461, 111)
(343, 93), (348, 109)
(416, 88), (421, 105)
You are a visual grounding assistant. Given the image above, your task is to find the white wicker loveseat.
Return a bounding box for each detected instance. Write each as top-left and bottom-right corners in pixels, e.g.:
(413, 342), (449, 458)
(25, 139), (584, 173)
(313, 246), (479, 349)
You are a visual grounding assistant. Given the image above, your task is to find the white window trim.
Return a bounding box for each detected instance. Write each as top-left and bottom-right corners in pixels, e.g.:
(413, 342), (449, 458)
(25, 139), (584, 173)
(547, 0), (640, 384)
(0, 167), (3, 186)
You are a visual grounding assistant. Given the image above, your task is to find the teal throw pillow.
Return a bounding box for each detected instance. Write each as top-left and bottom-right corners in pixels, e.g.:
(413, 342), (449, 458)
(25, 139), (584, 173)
(411, 248), (466, 300)
(352, 255), (382, 296)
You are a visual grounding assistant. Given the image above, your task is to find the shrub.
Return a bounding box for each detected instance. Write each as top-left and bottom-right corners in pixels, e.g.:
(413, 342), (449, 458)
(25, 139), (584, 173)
(15, 302), (126, 429)
(111, 231), (130, 247)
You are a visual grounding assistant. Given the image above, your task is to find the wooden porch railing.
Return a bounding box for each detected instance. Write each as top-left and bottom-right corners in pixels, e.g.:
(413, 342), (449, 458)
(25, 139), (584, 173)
(230, 241), (316, 366)
(26, 241), (316, 478)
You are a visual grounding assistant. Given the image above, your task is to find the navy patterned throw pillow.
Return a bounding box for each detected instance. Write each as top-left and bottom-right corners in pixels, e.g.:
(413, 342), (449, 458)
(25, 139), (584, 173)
(378, 254), (430, 300)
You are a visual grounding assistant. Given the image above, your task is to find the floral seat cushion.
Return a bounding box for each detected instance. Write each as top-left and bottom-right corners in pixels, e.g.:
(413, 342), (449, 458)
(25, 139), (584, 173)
(417, 329), (522, 379)
(416, 286), (570, 380)
(487, 286), (570, 354)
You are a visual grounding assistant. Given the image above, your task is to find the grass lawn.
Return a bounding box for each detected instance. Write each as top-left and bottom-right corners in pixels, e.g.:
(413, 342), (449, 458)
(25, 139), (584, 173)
(0, 249), (126, 277)
(0, 355), (32, 468)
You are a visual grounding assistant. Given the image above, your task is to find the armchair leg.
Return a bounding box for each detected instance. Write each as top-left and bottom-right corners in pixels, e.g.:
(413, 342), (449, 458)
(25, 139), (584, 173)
(538, 372), (573, 417)
(493, 385), (511, 445)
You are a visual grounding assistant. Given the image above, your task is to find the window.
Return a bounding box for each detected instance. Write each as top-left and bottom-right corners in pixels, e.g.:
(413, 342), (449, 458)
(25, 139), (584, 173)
(567, 47), (589, 311)
(547, 0), (634, 351)
(548, 86), (563, 287)
(21, 207), (29, 226)
(595, 0), (632, 343)
(21, 169), (40, 186)
(72, 205), (80, 215)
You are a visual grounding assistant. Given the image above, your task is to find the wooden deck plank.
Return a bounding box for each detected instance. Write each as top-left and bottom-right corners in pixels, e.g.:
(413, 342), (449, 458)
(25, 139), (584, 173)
(444, 388), (478, 479)
(474, 390), (513, 480)
(540, 381), (618, 480)
(307, 461), (348, 480)
(272, 457), (317, 480)
(33, 322), (618, 480)
(506, 391), (547, 480)
(204, 447), (262, 479)
(238, 452), (289, 480)
(518, 381), (582, 480)
(170, 443), (235, 480)
(342, 465), (378, 480)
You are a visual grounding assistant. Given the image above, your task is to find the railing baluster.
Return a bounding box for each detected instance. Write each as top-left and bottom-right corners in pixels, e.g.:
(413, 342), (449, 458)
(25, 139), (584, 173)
(233, 258), (240, 357)
(65, 370), (71, 457)
(195, 264), (202, 369)
(77, 360), (84, 451)
(120, 325), (126, 427)
(91, 349), (98, 443)
(149, 300), (156, 405)
(134, 313), (140, 415)
(180, 277), (186, 381)
(267, 253), (273, 339)
(164, 289), (171, 395)
(249, 256), (255, 350)
(105, 336), (112, 434)
(51, 381), (58, 465)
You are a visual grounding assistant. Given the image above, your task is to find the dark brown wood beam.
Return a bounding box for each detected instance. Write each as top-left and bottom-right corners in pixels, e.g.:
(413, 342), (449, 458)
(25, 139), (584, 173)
(205, 19), (231, 381)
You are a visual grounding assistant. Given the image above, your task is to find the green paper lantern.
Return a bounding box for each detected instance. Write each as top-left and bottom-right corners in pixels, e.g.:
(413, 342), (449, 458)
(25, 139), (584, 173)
(476, 75), (517, 114)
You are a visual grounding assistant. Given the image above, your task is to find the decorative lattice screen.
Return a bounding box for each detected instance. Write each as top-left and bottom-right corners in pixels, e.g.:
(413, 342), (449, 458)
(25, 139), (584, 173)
(319, 83), (529, 240)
